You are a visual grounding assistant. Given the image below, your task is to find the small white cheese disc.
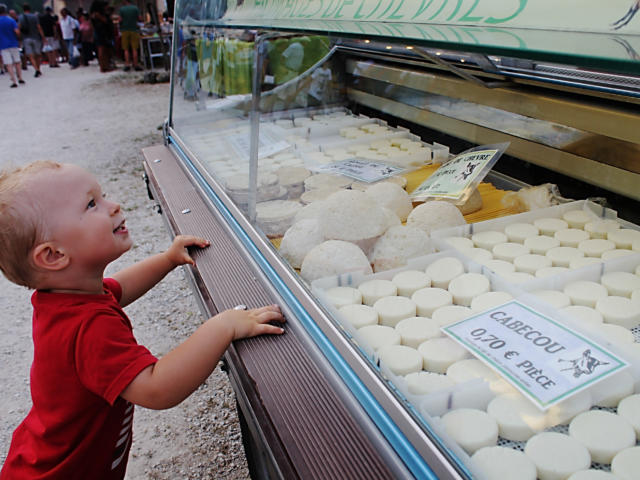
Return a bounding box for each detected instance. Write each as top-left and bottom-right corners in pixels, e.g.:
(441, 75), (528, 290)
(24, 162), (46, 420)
(444, 236), (474, 250)
(569, 257), (603, 269)
(563, 210), (593, 229)
(431, 305), (472, 327)
(357, 325), (401, 351)
(446, 358), (499, 384)
(569, 410), (635, 464)
(546, 246), (585, 267)
(560, 305), (604, 325)
(487, 394), (548, 441)
(607, 229), (640, 249)
(534, 217), (569, 236)
(546, 390), (592, 426)
(405, 371), (454, 395)
(324, 286), (362, 308)
(593, 323), (636, 346)
(472, 446), (537, 480)
(601, 271), (640, 298)
(585, 219), (621, 239)
(442, 408), (499, 454)
(304, 173), (352, 190)
(378, 344), (423, 376)
(447, 273), (491, 306)
(471, 291), (513, 312)
(338, 304), (378, 329)
(299, 187), (342, 205)
(577, 238), (616, 257)
(555, 228), (591, 248)
(564, 280), (609, 307)
(532, 290), (572, 309)
(611, 446), (640, 480)
(601, 249), (637, 261)
(472, 231), (508, 250)
(568, 471), (620, 480)
(504, 222), (539, 243)
(358, 279), (398, 306)
(461, 247), (494, 263)
(617, 394), (640, 438)
(373, 296), (417, 327)
(492, 242), (530, 262)
(595, 296), (640, 328)
(392, 270), (431, 297)
(524, 235), (561, 255)
(411, 287), (453, 317)
(425, 257), (465, 289)
(524, 432), (591, 480)
(418, 337), (469, 373)
(481, 259), (516, 275)
(514, 253), (552, 274)
(535, 266), (570, 278)
(591, 370), (635, 407)
(396, 316), (441, 348)
(500, 271), (536, 284)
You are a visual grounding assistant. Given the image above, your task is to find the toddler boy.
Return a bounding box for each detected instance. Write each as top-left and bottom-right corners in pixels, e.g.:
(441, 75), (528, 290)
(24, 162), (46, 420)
(0, 161), (285, 479)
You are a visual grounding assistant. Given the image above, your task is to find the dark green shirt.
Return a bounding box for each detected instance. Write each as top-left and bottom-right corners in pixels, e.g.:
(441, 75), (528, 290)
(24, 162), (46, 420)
(119, 4), (139, 32)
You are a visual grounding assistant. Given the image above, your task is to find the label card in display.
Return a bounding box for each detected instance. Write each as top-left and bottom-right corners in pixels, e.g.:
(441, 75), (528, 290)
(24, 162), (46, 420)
(309, 158), (406, 183)
(443, 300), (627, 410)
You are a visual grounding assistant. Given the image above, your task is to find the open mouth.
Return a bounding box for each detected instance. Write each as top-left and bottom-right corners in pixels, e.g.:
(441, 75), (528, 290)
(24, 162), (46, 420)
(113, 220), (128, 233)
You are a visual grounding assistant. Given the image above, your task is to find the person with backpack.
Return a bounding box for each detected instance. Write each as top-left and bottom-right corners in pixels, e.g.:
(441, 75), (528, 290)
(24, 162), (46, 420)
(18, 3), (44, 77)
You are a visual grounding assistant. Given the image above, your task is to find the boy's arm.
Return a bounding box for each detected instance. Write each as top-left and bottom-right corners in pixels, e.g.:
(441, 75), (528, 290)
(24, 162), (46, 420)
(120, 305), (285, 409)
(112, 235), (209, 308)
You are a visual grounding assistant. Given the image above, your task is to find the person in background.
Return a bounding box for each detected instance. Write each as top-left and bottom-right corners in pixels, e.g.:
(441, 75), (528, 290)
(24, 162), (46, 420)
(117, 0), (142, 71)
(0, 2), (25, 87)
(90, 0), (112, 72)
(77, 11), (94, 66)
(18, 3), (44, 77)
(38, 6), (59, 68)
(59, 8), (78, 66)
(8, 9), (26, 70)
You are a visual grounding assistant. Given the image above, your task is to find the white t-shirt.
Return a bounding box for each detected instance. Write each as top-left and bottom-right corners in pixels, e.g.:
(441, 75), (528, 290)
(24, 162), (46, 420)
(59, 16), (78, 40)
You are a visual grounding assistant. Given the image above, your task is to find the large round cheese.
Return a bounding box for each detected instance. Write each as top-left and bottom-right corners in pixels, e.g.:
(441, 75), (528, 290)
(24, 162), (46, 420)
(406, 201), (466, 235)
(300, 240), (372, 282)
(441, 408), (498, 454)
(280, 219), (325, 268)
(319, 190), (390, 242)
(569, 410), (636, 464)
(370, 225), (431, 272)
(365, 182), (413, 221)
(524, 432), (591, 480)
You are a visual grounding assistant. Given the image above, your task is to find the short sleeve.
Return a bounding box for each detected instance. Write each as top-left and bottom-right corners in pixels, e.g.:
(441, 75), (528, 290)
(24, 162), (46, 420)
(75, 308), (157, 405)
(103, 277), (122, 303)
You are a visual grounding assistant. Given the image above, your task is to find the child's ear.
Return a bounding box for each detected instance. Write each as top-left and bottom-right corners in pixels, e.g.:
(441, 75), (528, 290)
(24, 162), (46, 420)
(31, 242), (70, 272)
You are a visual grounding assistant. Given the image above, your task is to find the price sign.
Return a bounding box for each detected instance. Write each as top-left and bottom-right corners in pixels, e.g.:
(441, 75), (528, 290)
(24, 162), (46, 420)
(308, 158), (406, 183)
(226, 126), (290, 161)
(443, 301), (627, 410)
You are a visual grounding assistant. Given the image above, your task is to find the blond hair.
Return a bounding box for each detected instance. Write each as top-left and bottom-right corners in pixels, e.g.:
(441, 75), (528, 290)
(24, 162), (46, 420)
(0, 161), (62, 288)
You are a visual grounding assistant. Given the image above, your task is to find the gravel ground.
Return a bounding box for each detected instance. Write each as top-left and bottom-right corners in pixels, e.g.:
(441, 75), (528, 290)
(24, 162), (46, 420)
(0, 63), (250, 479)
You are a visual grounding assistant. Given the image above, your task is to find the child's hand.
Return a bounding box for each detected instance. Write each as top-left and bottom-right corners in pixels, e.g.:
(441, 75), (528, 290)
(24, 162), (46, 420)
(216, 305), (286, 340)
(166, 235), (210, 267)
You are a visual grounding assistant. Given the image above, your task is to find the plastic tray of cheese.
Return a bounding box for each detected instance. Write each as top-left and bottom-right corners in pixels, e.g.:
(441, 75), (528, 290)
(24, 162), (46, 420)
(311, 251), (640, 480)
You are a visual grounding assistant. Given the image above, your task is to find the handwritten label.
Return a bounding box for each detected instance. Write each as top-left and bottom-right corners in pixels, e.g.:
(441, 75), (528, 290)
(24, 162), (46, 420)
(309, 158), (406, 182)
(226, 128), (290, 160)
(411, 148), (498, 200)
(443, 301), (627, 410)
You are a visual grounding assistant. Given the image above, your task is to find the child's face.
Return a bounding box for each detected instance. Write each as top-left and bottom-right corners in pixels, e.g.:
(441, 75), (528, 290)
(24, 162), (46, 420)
(33, 164), (133, 271)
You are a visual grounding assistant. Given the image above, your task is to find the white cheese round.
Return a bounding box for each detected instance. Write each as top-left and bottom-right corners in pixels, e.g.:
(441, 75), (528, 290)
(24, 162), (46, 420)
(514, 253), (552, 274)
(593, 323), (636, 346)
(532, 290), (572, 309)
(373, 296), (417, 327)
(607, 229), (640, 249)
(481, 259), (516, 275)
(299, 187), (342, 205)
(601, 271), (640, 298)
(325, 286), (362, 308)
(256, 200), (303, 237)
(500, 271), (536, 284)
(472, 446), (536, 480)
(560, 305), (604, 326)
(411, 287), (453, 317)
(546, 246), (585, 267)
(569, 256), (603, 269)
(370, 225), (431, 272)
(442, 408), (498, 454)
(431, 305), (472, 327)
(300, 240), (372, 282)
(304, 173), (352, 191)
(591, 370), (635, 408)
(535, 266), (570, 278)
(391, 270), (431, 297)
(577, 238), (616, 257)
(378, 344), (423, 376)
(280, 219), (325, 268)
(418, 337), (469, 373)
(617, 394), (640, 438)
(471, 291), (513, 312)
(446, 358), (499, 384)
(425, 256), (465, 289)
(472, 231), (508, 250)
(534, 217), (569, 236)
(338, 304), (378, 329)
(405, 371), (454, 395)
(595, 296), (640, 328)
(585, 219), (620, 239)
(358, 279), (398, 306)
(524, 235), (561, 255)
(357, 324), (401, 351)
(524, 432), (591, 480)
(546, 390), (592, 426)
(395, 316), (442, 348)
(564, 280), (609, 307)
(406, 201), (466, 235)
(611, 446), (640, 480)
(444, 236), (474, 250)
(504, 222), (539, 243)
(461, 247), (494, 263)
(365, 182), (413, 222)
(563, 210), (593, 229)
(487, 394), (548, 441)
(555, 228), (591, 248)
(319, 190), (390, 242)
(447, 273), (491, 306)
(601, 249), (637, 261)
(492, 242), (530, 262)
(569, 410), (635, 464)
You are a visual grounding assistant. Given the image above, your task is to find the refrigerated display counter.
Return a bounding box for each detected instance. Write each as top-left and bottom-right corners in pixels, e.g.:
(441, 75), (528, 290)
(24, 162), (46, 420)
(143, 1), (640, 478)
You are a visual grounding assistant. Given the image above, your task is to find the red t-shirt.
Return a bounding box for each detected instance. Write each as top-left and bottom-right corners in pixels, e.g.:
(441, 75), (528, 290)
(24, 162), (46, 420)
(1, 279), (158, 480)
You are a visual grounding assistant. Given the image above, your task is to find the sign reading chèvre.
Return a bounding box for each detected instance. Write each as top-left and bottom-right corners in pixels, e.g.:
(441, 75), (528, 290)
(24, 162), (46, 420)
(443, 300), (627, 410)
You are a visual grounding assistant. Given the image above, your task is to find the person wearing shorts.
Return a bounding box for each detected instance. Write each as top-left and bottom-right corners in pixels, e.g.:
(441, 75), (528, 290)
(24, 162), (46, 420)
(118, 0), (142, 71)
(39, 6), (59, 67)
(18, 3), (44, 77)
(0, 3), (24, 87)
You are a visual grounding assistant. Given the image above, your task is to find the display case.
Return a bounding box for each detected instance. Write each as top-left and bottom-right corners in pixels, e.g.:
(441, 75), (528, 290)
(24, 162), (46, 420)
(143, 1), (640, 478)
